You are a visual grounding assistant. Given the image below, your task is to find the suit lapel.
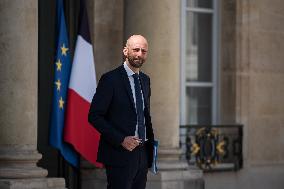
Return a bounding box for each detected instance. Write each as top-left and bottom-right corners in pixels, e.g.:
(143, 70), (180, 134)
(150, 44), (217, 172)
(140, 74), (150, 109)
(119, 66), (136, 111)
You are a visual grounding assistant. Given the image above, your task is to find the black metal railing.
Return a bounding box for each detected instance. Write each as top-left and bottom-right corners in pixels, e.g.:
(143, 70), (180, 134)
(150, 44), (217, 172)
(180, 125), (243, 172)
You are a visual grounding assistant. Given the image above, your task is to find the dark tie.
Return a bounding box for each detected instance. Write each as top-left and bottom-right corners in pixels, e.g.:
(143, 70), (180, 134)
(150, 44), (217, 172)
(133, 73), (145, 142)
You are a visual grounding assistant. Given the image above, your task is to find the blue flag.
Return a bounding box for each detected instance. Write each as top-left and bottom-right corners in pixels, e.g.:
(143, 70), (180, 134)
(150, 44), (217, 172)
(49, 0), (79, 167)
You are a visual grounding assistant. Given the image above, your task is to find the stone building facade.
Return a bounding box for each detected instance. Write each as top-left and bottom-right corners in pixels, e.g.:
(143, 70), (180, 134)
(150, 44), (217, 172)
(0, 0), (284, 189)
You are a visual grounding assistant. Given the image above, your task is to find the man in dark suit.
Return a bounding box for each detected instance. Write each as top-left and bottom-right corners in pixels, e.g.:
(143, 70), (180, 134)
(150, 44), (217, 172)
(88, 35), (154, 189)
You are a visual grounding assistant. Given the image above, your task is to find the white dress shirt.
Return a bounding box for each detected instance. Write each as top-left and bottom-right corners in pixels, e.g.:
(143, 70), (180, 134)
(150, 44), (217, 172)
(123, 62), (147, 141)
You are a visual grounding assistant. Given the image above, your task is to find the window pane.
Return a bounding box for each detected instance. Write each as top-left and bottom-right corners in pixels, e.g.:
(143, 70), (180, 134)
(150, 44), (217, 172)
(185, 87), (212, 124)
(187, 0), (213, 9)
(185, 12), (212, 82)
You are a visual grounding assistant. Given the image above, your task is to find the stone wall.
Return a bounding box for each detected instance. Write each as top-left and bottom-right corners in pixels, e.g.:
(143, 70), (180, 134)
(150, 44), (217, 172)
(205, 0), (284, 188)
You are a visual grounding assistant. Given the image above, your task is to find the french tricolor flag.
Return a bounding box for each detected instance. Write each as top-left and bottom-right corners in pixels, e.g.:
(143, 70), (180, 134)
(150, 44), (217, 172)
(64, 0), (102, 168)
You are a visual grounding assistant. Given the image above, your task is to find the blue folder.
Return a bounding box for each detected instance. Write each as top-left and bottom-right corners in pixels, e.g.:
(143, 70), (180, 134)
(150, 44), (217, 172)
(150, 140), (159, 174)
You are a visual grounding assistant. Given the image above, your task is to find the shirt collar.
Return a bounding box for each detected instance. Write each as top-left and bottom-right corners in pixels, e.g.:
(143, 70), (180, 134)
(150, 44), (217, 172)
(123, 61), (139, 77)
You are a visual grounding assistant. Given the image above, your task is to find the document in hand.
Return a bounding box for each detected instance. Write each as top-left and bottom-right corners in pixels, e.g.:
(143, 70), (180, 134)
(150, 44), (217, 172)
(150, 139), (159, 174)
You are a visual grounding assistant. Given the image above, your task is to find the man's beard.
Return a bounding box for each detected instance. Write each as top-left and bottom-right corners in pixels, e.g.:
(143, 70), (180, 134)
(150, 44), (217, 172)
(128, 56), (145, 68)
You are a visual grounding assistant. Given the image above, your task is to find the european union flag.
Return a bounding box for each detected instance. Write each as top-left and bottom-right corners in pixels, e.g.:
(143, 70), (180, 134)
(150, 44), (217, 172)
(49, 0), (79, 167)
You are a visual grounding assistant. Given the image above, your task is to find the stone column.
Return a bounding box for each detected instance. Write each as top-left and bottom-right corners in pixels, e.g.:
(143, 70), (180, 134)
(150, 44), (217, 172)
(124, 0), (203, 188)
(0, 1), (65, 188)
(125, 0), (181, 162)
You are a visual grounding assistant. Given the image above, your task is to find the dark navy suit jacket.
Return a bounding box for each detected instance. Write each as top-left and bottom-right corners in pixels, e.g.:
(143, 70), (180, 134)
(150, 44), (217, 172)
(88, 65), (154, 167)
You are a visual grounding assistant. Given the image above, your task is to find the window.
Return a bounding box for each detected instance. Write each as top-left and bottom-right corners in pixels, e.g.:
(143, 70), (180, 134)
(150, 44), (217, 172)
(180, 0), (219, 125)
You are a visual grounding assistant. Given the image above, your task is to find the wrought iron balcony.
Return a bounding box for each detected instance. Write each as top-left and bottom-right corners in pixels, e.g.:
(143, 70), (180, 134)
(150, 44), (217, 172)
(180, 125), (243, 171)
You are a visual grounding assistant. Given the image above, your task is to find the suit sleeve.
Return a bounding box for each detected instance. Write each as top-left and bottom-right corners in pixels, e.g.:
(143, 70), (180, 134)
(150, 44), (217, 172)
(88, 74), (125, 147)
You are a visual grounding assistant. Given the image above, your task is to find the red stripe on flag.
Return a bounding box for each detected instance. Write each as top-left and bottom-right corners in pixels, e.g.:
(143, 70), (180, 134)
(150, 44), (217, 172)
(64, 89), (103, 168)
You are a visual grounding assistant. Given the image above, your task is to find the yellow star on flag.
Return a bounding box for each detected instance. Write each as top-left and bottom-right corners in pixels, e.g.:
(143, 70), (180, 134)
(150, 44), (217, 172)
(55, 79), (61, 91)
(59, 97), (64, 109)
(61, 43), (69, 56)
(56, 59), (62, 71)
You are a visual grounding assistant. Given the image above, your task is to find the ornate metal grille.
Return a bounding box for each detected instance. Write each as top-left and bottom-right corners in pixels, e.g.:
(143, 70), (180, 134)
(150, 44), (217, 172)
(180, 125), (243, 171)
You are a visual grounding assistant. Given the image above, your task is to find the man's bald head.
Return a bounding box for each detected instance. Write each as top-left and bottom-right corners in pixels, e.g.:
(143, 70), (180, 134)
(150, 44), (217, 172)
(125, 35), (148, 49)
(123, 34), (149, 72)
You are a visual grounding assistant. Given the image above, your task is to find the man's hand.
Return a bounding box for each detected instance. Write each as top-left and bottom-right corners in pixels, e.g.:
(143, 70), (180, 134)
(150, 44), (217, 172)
(121, 136), (141, 151)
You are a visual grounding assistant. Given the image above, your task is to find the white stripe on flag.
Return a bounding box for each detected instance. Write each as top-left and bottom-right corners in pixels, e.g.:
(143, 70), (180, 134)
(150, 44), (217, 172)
(69, 35), (97, 103)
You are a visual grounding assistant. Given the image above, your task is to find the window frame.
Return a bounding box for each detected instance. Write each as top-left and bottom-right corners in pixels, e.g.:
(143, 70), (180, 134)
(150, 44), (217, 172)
(180, 0), (220, 125)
